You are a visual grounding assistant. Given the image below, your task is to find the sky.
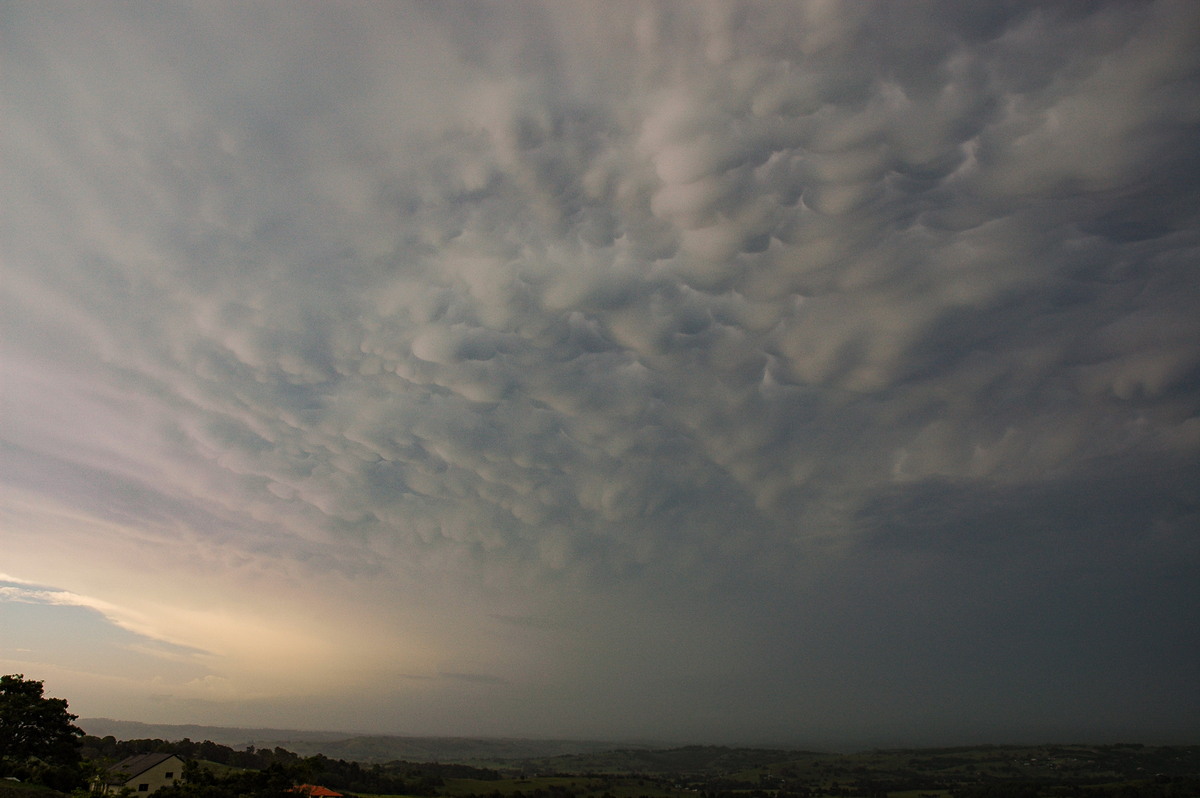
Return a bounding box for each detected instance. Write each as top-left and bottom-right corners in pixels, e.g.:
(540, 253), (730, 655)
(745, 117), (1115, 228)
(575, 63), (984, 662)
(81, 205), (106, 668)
(2, 1), (1199, 749)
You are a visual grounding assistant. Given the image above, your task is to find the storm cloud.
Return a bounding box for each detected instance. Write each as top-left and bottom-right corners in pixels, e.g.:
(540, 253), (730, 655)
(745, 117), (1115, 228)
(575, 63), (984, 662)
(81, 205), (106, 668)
(2, 1), (1198, 745)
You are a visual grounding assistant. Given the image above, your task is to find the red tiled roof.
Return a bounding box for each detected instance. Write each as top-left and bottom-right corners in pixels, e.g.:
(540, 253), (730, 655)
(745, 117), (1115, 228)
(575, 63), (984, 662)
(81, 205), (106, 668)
(292, 786), (343, 798)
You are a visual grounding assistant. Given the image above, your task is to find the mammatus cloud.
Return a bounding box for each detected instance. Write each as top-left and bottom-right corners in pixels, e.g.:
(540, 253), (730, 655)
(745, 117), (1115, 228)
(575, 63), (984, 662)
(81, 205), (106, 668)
(2, 1), (1198, 742)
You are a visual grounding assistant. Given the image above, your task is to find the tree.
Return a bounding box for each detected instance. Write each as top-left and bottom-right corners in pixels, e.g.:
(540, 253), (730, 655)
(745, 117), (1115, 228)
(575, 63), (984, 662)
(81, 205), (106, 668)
(0, 674), (85, 788)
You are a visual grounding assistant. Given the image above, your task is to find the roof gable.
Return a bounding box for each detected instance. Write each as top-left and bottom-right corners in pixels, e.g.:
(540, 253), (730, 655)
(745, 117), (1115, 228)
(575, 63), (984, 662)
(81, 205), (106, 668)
(111, 753), (183, 780)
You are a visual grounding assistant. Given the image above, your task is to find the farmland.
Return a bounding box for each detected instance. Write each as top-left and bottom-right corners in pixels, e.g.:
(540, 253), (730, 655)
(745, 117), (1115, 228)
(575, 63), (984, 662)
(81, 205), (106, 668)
(68, 726), (1200, 798)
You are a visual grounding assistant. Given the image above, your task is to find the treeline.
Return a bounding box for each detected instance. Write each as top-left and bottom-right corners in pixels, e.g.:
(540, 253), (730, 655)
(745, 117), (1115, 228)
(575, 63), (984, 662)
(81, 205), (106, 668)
(82, 737), (302, 771)
(81, 735), (501, 796)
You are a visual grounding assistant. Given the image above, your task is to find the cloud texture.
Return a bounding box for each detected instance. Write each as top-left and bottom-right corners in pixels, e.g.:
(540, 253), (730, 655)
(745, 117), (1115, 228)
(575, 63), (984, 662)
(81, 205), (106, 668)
(3, 1), (1199, 745)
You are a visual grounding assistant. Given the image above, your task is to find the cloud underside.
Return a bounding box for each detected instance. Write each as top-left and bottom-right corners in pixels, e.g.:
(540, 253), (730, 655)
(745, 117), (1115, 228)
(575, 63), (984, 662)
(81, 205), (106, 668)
(2, 1), (1199, 739)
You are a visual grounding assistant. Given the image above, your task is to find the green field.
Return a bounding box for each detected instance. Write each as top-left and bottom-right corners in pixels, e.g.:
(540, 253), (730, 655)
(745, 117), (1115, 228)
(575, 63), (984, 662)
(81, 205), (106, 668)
(438, 775), (686, 798)
(392, 743), (1200, 798)
(65, 733), (1200, 798)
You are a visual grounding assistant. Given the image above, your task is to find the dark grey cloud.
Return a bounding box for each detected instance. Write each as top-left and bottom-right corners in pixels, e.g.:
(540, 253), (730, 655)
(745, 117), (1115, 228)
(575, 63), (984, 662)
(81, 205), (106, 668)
(2, 0), (1198, 743)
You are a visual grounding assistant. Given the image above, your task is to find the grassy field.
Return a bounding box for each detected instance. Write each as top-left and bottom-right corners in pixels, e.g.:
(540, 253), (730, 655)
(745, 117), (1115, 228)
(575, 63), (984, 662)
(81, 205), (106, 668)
(427, 743), (1200, 798)
(438, 776), (686, 798)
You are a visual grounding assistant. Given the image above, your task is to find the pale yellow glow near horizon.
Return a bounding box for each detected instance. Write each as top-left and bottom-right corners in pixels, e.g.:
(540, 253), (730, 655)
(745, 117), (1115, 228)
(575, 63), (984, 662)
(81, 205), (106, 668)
(2, 572), (448, 704)
(2, 490), (447, 703)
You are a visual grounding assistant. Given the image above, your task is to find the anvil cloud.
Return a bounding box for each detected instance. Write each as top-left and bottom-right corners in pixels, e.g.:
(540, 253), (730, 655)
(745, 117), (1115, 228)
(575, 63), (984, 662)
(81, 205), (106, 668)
(2, 1), (1198, 746)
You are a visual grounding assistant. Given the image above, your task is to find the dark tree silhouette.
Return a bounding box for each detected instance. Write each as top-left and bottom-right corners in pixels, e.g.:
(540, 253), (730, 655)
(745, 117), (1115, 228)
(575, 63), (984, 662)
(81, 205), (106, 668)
(0, 673), (85, 788)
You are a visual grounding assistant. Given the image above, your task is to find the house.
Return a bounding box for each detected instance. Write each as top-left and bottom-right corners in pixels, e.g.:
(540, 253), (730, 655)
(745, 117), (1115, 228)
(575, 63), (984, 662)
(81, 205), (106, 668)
(96, 753), (185, 796)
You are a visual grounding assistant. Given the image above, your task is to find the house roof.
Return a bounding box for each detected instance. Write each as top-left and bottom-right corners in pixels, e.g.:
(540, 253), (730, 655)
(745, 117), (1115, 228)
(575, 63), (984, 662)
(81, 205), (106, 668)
(292, 786), (343, 798)
(108, 753), (183, 782)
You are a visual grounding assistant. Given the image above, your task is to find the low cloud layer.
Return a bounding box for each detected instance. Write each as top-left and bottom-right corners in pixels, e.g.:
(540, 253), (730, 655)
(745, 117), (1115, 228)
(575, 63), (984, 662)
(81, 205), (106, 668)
(3, 1), (1198, 744)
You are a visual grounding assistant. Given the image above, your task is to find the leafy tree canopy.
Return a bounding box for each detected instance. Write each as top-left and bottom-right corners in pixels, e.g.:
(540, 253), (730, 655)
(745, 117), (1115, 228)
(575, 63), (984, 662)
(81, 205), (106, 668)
(0, 673), (85, 781)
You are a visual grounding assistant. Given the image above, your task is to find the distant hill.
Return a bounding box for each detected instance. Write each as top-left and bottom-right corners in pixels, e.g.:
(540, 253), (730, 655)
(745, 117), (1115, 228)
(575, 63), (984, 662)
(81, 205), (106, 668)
(78, 719), (352, 747)
(77, 719), (644, 764)
(511, 744), (823, 774)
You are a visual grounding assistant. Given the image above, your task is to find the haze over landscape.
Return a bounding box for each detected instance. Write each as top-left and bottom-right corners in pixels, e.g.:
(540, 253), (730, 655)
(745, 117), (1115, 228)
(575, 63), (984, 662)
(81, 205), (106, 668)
(2, 1), (1198, 748)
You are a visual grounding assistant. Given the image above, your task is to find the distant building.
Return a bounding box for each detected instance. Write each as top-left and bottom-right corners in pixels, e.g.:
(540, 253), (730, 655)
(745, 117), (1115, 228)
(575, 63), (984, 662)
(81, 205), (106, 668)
(95, 753), (185, 796)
